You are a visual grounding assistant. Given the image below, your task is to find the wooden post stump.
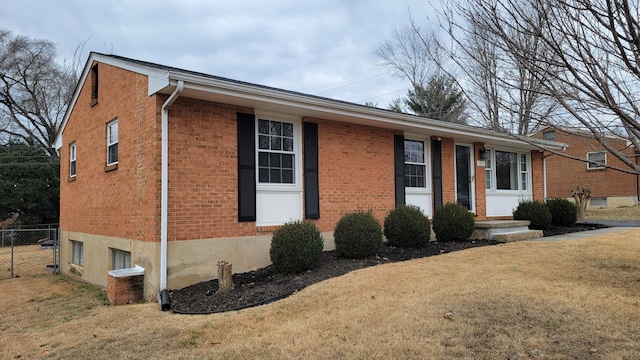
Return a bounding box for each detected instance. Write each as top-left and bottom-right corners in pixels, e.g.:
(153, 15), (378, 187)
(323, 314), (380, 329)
(217, 260), (235, 293)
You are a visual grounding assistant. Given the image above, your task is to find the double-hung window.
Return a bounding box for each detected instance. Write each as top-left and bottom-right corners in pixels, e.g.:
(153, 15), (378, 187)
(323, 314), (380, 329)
(484, 149), (492, 189)
(107, 120), (118, 165)
(257, 119), (295, 184)
(520, 154), (528, 190)
(69, 142), (77, 177)
(587, 151), (606, 169)
(404, 140), (426, 187)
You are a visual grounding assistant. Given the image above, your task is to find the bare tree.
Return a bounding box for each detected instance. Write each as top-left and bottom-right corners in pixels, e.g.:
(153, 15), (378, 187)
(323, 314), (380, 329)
(0, 29), (79, 156)
(376, 18), (467, 123)
(434, 0), (560, 135)
(439, 0), (640, 173)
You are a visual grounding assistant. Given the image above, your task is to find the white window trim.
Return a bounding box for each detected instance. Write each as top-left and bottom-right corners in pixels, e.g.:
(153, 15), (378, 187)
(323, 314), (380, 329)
(520, 153), (529, 191)
(485, 146), (532, 194)
(255, 111), (303, 192)
(403, 136), (431, 192)
(69, 142), (77, 177)
(587, 151), (606, 169)
(107, 119), (118, 166)
(484, 149), (493, 190)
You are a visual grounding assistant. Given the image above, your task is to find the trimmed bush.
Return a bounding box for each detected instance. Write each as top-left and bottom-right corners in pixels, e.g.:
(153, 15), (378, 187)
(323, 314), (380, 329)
(432, 202), (475, 242)
(513, 200), (552, 230)
(269, 220), (324, 275)
(334, 211), (383, 258)
(383, 205), (431, 248)
(546, 198), (578, 226)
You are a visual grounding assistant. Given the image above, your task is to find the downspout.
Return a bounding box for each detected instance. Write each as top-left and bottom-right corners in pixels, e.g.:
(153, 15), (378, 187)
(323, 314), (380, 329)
(158, 80), (184, 311)
(543, 156), (547, 200)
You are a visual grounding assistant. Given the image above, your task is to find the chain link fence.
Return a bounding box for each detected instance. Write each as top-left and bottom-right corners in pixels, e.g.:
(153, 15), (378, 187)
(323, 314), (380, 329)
(0, 225), (59, 280)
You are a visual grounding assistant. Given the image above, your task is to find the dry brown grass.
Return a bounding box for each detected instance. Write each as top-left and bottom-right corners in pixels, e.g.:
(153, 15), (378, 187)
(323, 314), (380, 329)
(586, 205), (640, 221)
(2, 230), (639, 359)
(0, 244), (55, 279)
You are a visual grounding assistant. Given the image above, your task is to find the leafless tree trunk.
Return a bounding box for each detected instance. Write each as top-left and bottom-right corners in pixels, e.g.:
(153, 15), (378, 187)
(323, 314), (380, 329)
(0, 29), (80, 156)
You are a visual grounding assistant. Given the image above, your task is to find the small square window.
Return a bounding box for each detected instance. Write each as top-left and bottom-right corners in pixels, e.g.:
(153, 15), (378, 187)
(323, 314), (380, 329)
(71, 240), (83, 266)
(543, 130), (556, 141)
(587, 151), (606, 169)
(111, 248), (131, 270)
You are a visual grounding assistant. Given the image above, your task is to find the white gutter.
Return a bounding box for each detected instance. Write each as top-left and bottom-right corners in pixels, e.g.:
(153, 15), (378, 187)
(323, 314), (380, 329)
(160, 80), (183, 297)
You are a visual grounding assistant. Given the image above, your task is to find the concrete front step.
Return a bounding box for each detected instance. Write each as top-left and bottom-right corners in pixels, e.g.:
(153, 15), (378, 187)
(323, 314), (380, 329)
(471, 220), (543, 242)
(492, 230), (543, 243)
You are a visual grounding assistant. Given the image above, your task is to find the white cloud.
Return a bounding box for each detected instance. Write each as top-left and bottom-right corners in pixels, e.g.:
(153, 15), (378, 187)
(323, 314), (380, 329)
(0, 0), (429, 107)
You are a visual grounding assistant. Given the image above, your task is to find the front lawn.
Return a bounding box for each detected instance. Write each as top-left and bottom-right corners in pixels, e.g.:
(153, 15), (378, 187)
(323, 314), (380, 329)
(1, 230), (639, 359)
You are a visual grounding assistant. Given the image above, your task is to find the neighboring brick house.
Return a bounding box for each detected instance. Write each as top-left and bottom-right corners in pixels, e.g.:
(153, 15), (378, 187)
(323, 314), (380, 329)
(55, 53), (563, 300)
(534, 127), (639, 208)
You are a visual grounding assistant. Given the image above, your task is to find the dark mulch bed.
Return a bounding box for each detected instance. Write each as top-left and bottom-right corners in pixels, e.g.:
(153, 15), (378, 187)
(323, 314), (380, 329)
(169, 223), (608, 314)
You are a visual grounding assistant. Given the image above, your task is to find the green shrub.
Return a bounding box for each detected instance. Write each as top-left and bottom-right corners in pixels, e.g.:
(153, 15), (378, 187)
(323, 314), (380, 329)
(334, 211), (383, 258)
(432, 202), (475, 242)
(383, 205), (431, 248)
(269, 220), (324, 274)
(513, 200), (552, 230)
(546, 198), (578, 226)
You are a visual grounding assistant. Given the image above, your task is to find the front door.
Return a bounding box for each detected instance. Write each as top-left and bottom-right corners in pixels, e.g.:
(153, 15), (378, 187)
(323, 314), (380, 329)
(455, 144), (474, 211)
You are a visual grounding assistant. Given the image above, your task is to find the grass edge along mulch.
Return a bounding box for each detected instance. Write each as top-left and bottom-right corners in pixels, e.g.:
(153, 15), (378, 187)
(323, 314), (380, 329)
(1, 229), (639, 359)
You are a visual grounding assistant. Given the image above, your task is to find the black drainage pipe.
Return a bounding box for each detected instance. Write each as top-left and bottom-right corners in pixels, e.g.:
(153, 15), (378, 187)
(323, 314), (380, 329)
(159, 289), (171, 311)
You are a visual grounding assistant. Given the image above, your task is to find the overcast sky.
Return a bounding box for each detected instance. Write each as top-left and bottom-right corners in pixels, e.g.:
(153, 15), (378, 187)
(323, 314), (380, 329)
(1, 0), (436, 108)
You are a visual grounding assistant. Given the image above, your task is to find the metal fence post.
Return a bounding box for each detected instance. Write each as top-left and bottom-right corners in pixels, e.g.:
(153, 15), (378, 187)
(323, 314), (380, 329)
(10, 230), (14, 278)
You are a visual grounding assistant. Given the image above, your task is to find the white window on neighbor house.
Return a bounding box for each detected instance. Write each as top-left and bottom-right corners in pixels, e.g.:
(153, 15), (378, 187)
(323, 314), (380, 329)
(69, 142), (77, 177)
(257, 119), (295, 184)
(70, 240), (83, 266)
(485, 149), (493, 190)
(404, 139), (426, 188)
(587, 151), (606, 169)
(111, 248), (131, 270)
(107, 119), (118, 166)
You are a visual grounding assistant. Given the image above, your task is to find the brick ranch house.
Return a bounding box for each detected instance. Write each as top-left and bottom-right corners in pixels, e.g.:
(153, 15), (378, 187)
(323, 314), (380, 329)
(533, 127), (639, 208)
(55, 53), (564, 301)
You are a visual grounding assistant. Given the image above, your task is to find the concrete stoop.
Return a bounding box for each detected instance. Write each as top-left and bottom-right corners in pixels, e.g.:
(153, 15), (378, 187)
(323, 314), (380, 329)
(471, 220), (543, 243)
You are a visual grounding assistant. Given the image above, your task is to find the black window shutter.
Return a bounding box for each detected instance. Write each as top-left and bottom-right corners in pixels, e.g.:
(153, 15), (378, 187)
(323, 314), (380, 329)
(394, 135), (406, 207)
(304, 122), (320, 219)
(432, 139), (443, 210)
(237, 112), (256, 222)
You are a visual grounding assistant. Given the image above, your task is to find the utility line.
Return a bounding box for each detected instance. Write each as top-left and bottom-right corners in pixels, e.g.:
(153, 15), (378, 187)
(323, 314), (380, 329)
(317, 71), (393, 95)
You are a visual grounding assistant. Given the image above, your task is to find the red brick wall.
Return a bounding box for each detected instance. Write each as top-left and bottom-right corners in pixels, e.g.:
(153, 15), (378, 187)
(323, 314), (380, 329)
(60, 62), (160, 241)
(305, 117), (396, 231)
(440, 137), (456, 204)
(531, 150), (544, 201)
(539, 130), (638, 199)
(165, 98), (255, 240)
(474, 142), (487, 220)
